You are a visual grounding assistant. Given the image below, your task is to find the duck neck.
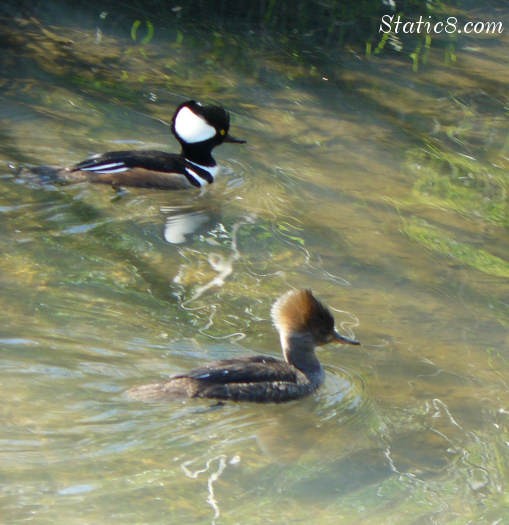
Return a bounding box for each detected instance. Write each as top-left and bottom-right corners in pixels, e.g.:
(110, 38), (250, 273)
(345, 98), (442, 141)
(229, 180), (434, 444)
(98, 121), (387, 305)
(281, 332), (323, 384)
(180, 143), (216, 167)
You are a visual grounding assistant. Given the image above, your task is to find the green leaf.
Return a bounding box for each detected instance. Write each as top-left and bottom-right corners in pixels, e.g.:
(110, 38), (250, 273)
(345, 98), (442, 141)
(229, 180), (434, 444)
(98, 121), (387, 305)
(141, 21), (154, 45)
(131, 20), (141, 42)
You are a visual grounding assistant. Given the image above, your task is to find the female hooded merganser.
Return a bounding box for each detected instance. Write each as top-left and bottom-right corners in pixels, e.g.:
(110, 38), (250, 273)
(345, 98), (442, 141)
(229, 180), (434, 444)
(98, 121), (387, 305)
(128, 289), (360, 403)
(42, 100), (245, 190)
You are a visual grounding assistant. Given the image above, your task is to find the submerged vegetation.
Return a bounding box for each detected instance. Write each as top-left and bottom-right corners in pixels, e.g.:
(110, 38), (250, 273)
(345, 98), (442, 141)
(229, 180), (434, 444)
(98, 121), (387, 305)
(1, 0), (501, 75)
(0, 1), (507, 523)
(403, 217), (509, 278)
(0, 0), (506, 326)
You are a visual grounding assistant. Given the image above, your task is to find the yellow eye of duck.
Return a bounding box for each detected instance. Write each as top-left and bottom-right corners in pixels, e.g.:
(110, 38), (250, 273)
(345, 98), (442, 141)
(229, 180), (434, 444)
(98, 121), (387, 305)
(220, 129), (226, 136)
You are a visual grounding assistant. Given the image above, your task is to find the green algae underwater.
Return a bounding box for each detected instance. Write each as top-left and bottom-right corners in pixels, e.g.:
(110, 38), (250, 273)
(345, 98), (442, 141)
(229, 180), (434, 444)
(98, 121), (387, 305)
(0, 1), (508, 523)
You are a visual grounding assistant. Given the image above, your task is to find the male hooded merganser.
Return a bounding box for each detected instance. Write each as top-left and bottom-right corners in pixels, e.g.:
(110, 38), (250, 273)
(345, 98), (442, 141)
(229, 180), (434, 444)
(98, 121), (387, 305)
(128, 289), (360, 403)
(42, 100), (245, 189)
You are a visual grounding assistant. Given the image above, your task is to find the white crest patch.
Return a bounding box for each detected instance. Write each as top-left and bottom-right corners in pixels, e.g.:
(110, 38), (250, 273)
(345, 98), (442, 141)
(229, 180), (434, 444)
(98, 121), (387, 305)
(174, 106), (216, 143)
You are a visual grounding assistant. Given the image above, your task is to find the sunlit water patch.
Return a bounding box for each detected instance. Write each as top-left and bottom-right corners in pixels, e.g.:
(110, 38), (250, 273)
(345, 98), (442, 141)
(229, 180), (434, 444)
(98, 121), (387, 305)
(0, 5), (508, 525)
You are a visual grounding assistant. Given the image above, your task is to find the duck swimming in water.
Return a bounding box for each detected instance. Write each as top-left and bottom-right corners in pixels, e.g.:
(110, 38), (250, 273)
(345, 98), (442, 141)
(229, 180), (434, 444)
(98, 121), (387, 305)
(30, 100), (245, 190)
(128, 289), (359, 403)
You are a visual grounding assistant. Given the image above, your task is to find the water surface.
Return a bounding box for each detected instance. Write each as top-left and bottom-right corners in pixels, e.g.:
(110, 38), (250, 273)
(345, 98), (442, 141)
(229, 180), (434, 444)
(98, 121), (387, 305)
(1, 5), (508, 524)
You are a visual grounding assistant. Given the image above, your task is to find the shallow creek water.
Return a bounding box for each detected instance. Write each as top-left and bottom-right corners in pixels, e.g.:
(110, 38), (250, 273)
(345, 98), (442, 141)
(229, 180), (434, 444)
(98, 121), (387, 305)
(0, 5), (508, 524)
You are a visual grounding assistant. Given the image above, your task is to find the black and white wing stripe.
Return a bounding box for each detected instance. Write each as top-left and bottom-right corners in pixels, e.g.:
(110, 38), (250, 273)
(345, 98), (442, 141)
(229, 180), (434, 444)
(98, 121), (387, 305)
(72, 150), (214, 188)
(182, 163), (214, 187)
(73, 159), (129, 174)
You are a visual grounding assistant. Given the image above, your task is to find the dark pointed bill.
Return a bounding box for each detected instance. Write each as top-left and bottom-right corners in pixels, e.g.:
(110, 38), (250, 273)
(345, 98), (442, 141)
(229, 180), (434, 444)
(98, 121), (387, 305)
(332, 330), (360, 345)
(223, 134), (246, 144)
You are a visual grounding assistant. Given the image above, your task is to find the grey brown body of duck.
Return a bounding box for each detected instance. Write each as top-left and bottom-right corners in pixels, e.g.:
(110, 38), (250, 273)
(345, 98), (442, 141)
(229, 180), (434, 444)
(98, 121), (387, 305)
(128, 289), (360, 403)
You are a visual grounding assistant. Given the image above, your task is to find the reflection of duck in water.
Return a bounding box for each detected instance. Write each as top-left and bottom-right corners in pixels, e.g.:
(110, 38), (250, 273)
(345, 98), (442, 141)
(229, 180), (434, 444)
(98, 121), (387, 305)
(128, 289), (359, 403)
(32, 101), (245, 190)
(162, 204), (214, 244)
